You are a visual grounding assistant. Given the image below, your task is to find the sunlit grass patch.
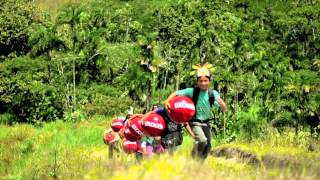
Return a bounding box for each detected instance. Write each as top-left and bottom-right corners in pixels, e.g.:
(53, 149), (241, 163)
(218, 137), (320, 158)
(110, 153), (256, 180)
(33, 0), (76, 17)
(0, 119), (108, 179)
(214, 130), (320, 179)
(1, 120), (319, 179)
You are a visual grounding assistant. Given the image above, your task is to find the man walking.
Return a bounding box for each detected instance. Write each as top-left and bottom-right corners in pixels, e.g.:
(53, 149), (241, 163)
(165, 63), (226, 160)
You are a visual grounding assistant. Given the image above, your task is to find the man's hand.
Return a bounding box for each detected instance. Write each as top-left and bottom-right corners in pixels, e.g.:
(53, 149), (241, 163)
(213, 90), (227, 112)
(213, 91), (220, 100)
(164, 100), (171, 113)
(164, 92), (177, 113)
(184, 123), (195, 139)
(217, 98), (227, 112)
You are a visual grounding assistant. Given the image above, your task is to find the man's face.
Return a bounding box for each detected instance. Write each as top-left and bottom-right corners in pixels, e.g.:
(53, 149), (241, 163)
(197, 76), (210, 91)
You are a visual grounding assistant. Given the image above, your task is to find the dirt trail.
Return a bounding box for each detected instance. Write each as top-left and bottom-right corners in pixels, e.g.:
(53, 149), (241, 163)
(211, 147), (320, 178)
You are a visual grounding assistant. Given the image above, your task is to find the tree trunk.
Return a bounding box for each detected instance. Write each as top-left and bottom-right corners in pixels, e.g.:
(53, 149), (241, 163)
(73, 57), (76, 112)
(234, 82), (238, 114)
(294, 118), (299, 145)
(47, 51), (52, 84)
(309, 126), (316, 151)
(71, 21), (77, 113)
(176, 74), (180, 91)
(223, 114), (226, 141)
(163, 68), (168, 89)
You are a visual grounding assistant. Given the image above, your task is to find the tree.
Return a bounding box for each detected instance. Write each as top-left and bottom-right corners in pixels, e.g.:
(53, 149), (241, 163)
(0, 0), (43, 59)
(29, 24), (66, 83)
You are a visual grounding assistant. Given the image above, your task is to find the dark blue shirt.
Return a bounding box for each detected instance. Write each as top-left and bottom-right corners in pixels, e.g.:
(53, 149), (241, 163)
(155, 107), (166, 117)
(155, 107), (182, 134)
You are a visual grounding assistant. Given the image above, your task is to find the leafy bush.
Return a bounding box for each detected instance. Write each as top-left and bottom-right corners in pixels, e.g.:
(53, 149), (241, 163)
(0, 57), (64, 123)
(236, 105), (267, 140)
(0, 0), (319, 131)
(79, 84), (140, 116)
(0, 113), (17, 125)
(0, 0), (44, 59)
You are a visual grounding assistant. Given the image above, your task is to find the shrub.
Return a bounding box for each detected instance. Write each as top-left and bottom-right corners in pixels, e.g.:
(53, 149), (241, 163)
(236, 105), (268, 140)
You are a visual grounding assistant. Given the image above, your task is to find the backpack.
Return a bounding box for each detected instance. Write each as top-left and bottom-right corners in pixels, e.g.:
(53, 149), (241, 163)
(192, 87), (216, 109)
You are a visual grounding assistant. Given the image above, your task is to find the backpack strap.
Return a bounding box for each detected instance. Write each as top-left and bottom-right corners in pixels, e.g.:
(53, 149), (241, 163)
(208, 89), (215, 108)
(192, 87), (219, 121)
(193, 87), (216, 108)
(192, 87), (201, 109)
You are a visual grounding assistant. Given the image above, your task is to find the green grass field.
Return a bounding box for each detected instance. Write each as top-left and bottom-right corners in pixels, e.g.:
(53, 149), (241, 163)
(1, 1), (318, 179)
(1, 118), (319, 180)
(33, 0), (74, 16)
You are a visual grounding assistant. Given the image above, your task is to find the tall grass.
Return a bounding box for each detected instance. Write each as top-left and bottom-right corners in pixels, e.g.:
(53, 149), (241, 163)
(33, 0), (72, 16)
(0, 119), (106, 179)
(1, 120), (319, 179)
(221, 128), (320, 156)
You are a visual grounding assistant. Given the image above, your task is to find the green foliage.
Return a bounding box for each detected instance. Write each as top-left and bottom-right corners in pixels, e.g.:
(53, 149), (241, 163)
(0, 0), (319, 137)
(236, 105), (267, 140)
(0, 0), (43, 59)
(79, 84), (141, 116)
(0, 120), (105, 179)
(0, 57), (64, 123)
(0, 121), (319, 179)
(29, 24), (66, 57)
(96, 43), (141, 82)
(0, 113), (16, 125)
(115, 64), (153, 106)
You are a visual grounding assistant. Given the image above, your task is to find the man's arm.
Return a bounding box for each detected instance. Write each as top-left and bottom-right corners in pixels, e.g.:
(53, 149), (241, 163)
(164, 92), (176, 113)
(184, 123), (195, 139)
(216, 98), (227, 112)
(213, 90), (227, 112)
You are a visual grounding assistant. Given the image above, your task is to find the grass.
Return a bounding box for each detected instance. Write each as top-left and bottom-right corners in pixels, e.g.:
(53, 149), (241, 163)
(214, 128), (320, 179)
(0, 117), (107, 179)
(33, 0), (74, 16)
(0, 118), (319, 179)
(217, 128), (320, 157)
